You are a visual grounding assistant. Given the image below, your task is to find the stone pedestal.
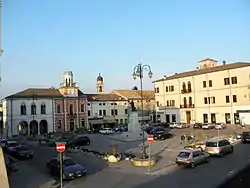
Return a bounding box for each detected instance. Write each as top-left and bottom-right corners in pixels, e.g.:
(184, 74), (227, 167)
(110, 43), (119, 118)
(128, 112), (142, 133)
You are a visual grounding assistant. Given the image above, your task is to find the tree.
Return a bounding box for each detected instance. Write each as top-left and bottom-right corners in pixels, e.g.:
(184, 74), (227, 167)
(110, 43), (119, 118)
(132, 86), (138, 90)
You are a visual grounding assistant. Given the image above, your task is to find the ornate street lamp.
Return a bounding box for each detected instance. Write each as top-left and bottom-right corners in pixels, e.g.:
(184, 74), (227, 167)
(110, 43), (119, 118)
(132, 63), (153, 159)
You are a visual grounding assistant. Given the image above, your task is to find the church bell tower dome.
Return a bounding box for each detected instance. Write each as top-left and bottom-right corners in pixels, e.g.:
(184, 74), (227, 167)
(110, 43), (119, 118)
(96, 73), (104, 93)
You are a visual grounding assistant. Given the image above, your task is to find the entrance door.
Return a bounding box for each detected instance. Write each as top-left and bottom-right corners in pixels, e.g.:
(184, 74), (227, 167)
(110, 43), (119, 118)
(69, 119), (74, 131)
(186, 111), (191, 124)
(166, 114), (170, 123)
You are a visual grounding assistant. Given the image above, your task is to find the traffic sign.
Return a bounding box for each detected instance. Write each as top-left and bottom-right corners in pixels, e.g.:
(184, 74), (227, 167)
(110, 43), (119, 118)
(147, 135), (154, 143)
(56, 142), (65, 153)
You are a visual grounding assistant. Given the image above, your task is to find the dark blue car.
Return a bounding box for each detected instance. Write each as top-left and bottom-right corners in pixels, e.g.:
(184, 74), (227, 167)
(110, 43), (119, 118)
(46, 156), (86, 180)
(11, 145), (34, 159)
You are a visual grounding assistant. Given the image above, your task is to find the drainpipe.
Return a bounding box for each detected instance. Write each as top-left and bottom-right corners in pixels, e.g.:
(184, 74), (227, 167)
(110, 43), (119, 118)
(52, 98), (55, 133)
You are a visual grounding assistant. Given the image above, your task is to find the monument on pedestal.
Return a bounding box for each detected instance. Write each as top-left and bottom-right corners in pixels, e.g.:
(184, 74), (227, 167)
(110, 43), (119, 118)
(109, 100), (148, 141)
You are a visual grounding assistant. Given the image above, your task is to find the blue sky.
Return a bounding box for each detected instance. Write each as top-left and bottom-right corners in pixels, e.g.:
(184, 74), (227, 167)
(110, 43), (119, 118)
(1, 0), (250, 97)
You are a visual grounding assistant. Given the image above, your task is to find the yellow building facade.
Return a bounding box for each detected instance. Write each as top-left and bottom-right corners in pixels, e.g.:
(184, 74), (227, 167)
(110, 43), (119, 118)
(153, 58), (250, 124)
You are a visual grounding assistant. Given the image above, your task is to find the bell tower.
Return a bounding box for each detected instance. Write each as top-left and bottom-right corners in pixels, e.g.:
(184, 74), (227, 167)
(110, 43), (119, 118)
(96, 73), (104, 93)
(62, 71), (74, 87)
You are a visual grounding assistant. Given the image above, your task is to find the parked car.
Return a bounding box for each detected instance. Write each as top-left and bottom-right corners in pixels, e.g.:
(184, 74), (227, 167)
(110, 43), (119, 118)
(193, 123), (203, 129)
(144, 126), (155, 134)
(202, 124), (214, 129)
(149, 127), (166, 135)
(67, 136), (90, 148)
(46, 156), (86, 180)
(175, 149), (210, 168)
(10, 145), (34, 159)
(242, 132), (250, 144)
(214, 123), (227, 130)
(3, 140), (20, 154)
(153, 131), (173, 140)
(99, 128), (114, 134)
(205, 138), (233, 156)
(169, 123), (178, 129)
(0, 138), (8, 148)
(176, 123), (190, 129)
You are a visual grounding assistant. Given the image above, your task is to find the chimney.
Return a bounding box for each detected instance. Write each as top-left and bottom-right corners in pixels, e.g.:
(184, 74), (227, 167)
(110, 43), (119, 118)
(223, 61), (226, 65)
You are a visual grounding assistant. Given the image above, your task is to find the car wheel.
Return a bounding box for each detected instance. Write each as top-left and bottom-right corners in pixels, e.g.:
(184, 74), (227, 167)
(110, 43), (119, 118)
(219, 152), (224, 158)
(242, 141), (246, 144)
(230, 147), (234, 153)
(190, 163), (196, 168)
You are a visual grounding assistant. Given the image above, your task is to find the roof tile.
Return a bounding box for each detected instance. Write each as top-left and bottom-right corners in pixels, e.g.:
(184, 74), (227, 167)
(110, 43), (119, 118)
(86, 94), (126, 101)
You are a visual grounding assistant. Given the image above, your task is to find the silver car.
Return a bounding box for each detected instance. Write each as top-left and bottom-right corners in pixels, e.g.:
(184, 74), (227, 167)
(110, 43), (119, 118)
(205, 138), (233, 156)
(175, 149), (210, 168)
(214, 123), (227, 130)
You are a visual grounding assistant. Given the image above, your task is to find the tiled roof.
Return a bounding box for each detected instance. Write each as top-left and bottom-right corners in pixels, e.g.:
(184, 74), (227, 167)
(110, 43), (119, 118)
(5, 88), (63, 99)
(111, 90), (155, 100)
(86, 94), (127, 101)
(199, 58), (217, 62)
(153, 62), (250, 83)
(5, 88), (86, 99)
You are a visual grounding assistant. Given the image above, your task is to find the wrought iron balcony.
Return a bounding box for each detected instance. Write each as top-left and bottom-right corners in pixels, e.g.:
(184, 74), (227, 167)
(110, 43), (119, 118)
(181, 88), (192, 94)
(180, 104), (195, 108)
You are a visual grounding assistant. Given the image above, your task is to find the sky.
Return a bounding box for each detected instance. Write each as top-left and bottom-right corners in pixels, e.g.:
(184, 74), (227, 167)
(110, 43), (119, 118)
(1, 0), (250, 98)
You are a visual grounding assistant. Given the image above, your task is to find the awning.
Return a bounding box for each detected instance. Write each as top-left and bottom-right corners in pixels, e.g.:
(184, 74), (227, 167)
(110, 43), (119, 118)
(89, 119), (105, 125)
(105, 119), (117, 124)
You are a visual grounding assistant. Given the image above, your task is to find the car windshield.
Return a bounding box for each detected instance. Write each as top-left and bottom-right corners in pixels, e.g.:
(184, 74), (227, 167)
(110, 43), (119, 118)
(243, 132), (250, 136)
(64, 159), (76, 166)
(16, 146), (29, 151)
(177, 152), (190, 158)
(7, 142), (18, 147)
(206, 142), (218, 147)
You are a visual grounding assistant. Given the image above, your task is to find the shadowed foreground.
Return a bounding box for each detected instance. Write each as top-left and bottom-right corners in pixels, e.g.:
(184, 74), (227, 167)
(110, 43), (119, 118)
(217, 163), (250, 188)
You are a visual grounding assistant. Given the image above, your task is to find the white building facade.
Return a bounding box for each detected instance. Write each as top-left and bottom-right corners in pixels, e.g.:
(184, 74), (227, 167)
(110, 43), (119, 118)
(2, 97), (54, 137)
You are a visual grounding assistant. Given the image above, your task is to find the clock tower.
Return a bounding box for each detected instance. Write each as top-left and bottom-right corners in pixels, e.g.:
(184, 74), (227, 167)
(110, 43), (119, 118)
(59, 71), (78, 96)
(96, 73), (104, 93)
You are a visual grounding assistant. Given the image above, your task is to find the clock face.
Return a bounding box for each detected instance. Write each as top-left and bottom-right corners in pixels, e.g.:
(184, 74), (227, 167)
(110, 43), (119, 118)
(68, 89), (73, 95)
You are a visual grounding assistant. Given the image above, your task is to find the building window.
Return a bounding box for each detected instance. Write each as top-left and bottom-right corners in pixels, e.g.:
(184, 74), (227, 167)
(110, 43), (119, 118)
(182, 82), (186, 90)
(156, 101), (159, 107)
(203, 81), (206, 88)
(103, 103), (106, 105)
(41, 104), (46, 114)
(203, 114), (208, 123)
(211, 113), (216, 123)
(187, 82), (191, 91)
(166, 86), (168, 92)
(103, 110), (106, 116)
(57, 104), (61, 113)
(170, 100), (175, 107)
(120, 119), (123, 124)
(81, 119), (85, 127)
(99, 110), (102, 116)
(20, 104), (26, 115)
(166, 101), (169, 106)
(188, 97), (192, 106)
(183, 97), (187, 106)
(204, 97), (208, 104)
(114, 103), (117, 105)
(210, 97), (215, 104)
(88, 110), (91, 116)
(226, 95), (230, 103)
(209, 80), (212, 87)
(155, 87), (159, 93)
(99, 103), (102, 106)
(172, 114), (176, 122)
(115, 109), (118, 115)
(169, 85), (174, 91)
(125, 109), (128, 114)
(31, 103), (36, 115)
(58, 120), (62, 129)
(80, 104), (85, 112)
(111, 103), (114, 105)
(233, 95), (237, 102)
(87, 103), (90, 106)
(224, 78), (230, 85)
(231, 77), (237, 84)
(225, 113), (231, 124)
(69, 104), (74, 115)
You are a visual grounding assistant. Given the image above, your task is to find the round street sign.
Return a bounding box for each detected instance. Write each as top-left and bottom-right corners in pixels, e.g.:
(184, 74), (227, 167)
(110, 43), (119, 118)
(56, 142), (65, 153)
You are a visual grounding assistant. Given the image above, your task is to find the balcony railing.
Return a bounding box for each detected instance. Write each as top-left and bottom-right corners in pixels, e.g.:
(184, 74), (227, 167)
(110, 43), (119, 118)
(68, 113), (77, 117)
(181, 88), (192, 94)
(180, 104), (195, 108)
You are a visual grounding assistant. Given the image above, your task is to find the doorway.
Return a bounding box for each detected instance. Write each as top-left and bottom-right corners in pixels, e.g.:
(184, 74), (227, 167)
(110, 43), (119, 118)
(186, 111), (191, 124)
(69, 119), (74, 131)
(166, 114), (170, 123)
